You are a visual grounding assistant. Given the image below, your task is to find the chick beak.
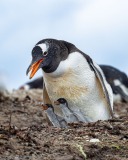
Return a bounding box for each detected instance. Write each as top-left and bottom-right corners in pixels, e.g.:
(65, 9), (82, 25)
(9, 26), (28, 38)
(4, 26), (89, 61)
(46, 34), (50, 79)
(41, 104), (48, 111)
(26, 59), (44, 79)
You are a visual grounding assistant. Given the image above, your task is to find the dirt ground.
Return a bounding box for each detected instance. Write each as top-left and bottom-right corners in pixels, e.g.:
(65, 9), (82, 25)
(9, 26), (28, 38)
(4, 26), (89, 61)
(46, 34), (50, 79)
(0, 89), (127, 160)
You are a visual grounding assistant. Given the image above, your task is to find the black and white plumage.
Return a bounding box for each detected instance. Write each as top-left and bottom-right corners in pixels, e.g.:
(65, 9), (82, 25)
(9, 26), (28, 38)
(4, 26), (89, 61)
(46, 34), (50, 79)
(100, 65), (128, 103)
(26, 39), (113, 122)
(19, 77), (43, 90)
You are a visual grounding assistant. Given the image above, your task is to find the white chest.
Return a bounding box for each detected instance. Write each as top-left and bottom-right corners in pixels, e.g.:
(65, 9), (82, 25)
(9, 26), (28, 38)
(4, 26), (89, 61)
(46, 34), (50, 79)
(43, 52), (95, 102)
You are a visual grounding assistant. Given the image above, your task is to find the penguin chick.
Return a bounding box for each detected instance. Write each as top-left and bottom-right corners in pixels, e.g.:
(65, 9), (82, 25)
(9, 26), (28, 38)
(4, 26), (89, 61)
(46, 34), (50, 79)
(54, 98), (92, 122)
(54, 98), (79, 123)
(42, 104), (67, 128)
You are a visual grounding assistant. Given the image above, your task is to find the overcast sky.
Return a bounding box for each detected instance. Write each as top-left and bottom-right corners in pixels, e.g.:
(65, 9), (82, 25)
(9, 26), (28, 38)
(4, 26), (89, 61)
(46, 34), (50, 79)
(0, 0), (128, 90)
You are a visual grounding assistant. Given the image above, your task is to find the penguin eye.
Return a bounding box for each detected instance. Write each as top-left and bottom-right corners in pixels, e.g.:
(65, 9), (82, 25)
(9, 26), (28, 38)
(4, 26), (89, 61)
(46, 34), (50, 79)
(60, 99), (64, 103)
(43, 51), (48, 56)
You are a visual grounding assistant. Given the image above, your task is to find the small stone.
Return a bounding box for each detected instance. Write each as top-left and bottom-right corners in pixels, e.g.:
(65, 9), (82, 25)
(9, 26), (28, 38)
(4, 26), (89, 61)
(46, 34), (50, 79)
(89, 138), (100, 143)
(14, 156), (20, 160)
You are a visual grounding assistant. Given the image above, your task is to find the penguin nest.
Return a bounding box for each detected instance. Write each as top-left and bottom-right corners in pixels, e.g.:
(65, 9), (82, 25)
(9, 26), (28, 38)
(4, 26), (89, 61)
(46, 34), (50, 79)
(0, 89), (127, 160)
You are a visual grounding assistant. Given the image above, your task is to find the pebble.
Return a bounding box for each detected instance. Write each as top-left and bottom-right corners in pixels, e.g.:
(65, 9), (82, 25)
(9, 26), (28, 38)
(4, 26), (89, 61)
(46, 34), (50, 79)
(89, 138), (100, 143)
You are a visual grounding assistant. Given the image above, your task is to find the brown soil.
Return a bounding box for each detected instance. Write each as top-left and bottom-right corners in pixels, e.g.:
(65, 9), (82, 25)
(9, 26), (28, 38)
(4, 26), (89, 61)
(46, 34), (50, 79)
(0, 89), (128, 160)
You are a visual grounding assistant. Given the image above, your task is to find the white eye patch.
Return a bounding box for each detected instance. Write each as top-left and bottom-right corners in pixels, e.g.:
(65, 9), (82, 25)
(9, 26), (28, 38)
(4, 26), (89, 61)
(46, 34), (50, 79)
(36, 43), (48, 53)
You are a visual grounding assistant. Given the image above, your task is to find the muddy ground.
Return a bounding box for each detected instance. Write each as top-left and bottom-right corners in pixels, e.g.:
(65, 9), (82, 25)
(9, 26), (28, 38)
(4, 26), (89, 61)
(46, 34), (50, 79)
(0, 89), (127, 160)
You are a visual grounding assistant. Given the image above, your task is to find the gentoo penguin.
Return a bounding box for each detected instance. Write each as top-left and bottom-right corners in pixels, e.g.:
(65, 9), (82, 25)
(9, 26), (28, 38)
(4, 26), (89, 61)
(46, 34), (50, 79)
(54, 98), (91, 122)
(42, 104), (67, 128)
(100, 65), (128, 103)
(26, 38), (113, 122)
(54, 98), (79, 123)
(19, 77), (43, 90)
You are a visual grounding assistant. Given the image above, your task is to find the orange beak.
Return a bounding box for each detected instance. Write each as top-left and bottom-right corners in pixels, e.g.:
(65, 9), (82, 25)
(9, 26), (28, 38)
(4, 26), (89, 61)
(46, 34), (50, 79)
(29, 59), (43, 79)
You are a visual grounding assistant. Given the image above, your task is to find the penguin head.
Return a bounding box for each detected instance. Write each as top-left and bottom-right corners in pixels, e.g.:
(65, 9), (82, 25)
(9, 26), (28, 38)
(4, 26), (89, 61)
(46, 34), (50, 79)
(54, 98), (68, 107)
(26, 39), (74, 79)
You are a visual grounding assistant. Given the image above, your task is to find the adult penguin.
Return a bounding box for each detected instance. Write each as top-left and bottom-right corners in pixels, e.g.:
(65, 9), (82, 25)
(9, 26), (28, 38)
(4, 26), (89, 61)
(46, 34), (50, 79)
(27, 39), (113, 122)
